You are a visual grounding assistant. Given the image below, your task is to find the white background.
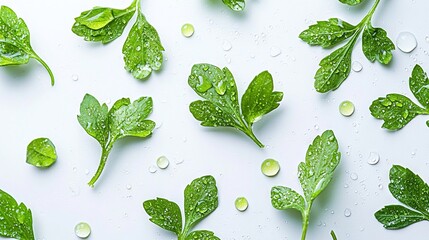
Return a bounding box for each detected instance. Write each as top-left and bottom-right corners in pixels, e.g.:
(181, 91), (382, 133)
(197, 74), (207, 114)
(0, 0), (428, 239)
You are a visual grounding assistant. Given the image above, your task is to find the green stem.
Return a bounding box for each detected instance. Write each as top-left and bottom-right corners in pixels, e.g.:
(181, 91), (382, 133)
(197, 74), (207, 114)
(32, 54), (55, 86)
(242, 127), (264, 148)
(88, 143), (113, 187)
(301, 201), (313, 240)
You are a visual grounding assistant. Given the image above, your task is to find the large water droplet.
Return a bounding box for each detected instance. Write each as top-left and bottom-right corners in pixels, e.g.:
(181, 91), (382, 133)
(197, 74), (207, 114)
(196, 75), (212, 92)
(75, 222), (91, 239)
(397, 32), (417, 53)
(181, 23), (194, 38)
(235, 197), (249, 212)
(367, 152), (380, 165)
(157, 156), (169, 169)
(261, 159), (280, 177)
(339, 100), (355, 117)
(352, 61), (363, 72)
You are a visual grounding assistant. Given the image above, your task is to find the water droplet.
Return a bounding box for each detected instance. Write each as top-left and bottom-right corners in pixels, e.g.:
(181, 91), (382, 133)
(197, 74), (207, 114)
(84, 169), (90, 175)
(72, 74), (79, 81)
(314, 124), (319, 130)
(350, 173), (358, 181)
(344, 208), (352, 217)
(378, 184), (383, 189)
(235, 197), (248, 212)
(126, 184), (132, 190)
(339, 100), (355, 117)
(367, 152), (380, 165)
(136, 46), (141, 51)
(222, 40), (232, 51)
(148, 166), (157, 173)
(352, 61), (363, 72)
(261, 159), (280, 177)
(344, 184), (349, 188)
(156, 156), (169, 169)
(181, 23), (194, 38)
(270, 47), (282, 57)
(397, 32), (418, 53)
(196, 75), (212, 92)
(75, 222), (91, 239)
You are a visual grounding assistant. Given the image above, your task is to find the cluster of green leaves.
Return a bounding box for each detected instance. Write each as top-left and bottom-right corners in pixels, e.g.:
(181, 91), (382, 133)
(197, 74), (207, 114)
(375, 165), (429, 229)
(77, 94), (155, 187)
(188, 63), (283, 148)
(72, 0), (164, 80)
(144, 176), (220, 240)
(26, 138), (57, 168)
(370, 64), (429, 130)
(0, 189), (34, 240)
(222, 0), (245, 11)
(0, 6), (54, 85)
(300, 0), (394, 92)
(271, 130), (341, 240)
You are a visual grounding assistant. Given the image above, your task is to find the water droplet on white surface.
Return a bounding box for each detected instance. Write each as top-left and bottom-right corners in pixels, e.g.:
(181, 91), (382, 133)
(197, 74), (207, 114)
(222, 40), (232, 51)
(261, 159), (280, 177)
(352, 61), (363, 72)
(181, 23), (195, 37)
(339, 101), (355, 117)
(148, 166), (157, 173)
(235, 197), (249, 212)
(175, 158), (184, 165)
(344, 208), (352, 217)
(156, 156), (169, 169)
(72, 74), (79, 81)
(397, 32), (417, 53)
(367, 152), (380, 165)
(75, 222), (91, 239)
(270, 47), (282, 57)
(350, 173), (358, 181)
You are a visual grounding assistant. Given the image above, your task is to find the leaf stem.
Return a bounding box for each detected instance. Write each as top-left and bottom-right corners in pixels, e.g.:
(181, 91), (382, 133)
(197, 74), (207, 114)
(88, 143), (113, 187)
(32, 54), (55, 86)
(242, 127), (264, 148)
(301, 201), (313, 240)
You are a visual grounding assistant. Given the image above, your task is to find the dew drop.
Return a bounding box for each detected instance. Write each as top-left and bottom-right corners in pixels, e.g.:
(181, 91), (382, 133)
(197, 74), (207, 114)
(261, 159), (280, 177)
(222, 40), (232, 51)
(397, 32), (417, 53)
(344, 208), (352, 217)
(367, 152), (380, 165)
(181, 23), (194, 38)
(352, 61), (363, 72)
(72, 74), (79, 81)
(235, 197), (249, 212)
(126, 184), (132, 190)
(339, 100), (355, 117)
(75, 222), (91, 239)
(350, 173), (358, 181)
(156, 156), (170, 169)
(270, 47), (282, 57)
(148, 166), (157, 173)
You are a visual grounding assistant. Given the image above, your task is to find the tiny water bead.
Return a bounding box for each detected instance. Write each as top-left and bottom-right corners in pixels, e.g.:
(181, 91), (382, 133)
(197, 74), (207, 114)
(261, 159), (280, 177)
(235, 197), (249, 212)
(156, 156), (169, 169)
(352, 61), (363, 72)
(72, 74), (79, 81)
(75, 222), (91, 239)
(270, 47), (282, 57)
(148, 165), (157, 173)
(344, 208), (352, 217)
(339, 101), (355, 117)
(396, 32), (417, 53)
(181, 23), (194, 38)
(222, 40), (232, 51)
(350, 172), (358, 181)
(367, 152), (380, 165)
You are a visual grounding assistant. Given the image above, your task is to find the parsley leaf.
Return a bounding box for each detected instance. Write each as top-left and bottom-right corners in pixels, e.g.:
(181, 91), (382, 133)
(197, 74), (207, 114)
(72, 0), (164, 80)
(77, 94), (155, 187)
(370, 64), (429, 130)
(188, 64), (283, 148)
(271, 130), (341, 240)
(0, 6), (54, 85)
(26, 138), (57, 168)
(375, 165), (429, 229)
(0, 188), (34, 240)
(143, 176), (220, 240)
(222, 0), (245, 11)
(300, 0), (394, 92)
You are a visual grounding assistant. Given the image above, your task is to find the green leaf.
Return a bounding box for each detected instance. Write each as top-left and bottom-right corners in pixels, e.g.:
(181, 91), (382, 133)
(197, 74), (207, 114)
(108, 97), (155, 140)
(72, 4), (136, 44)
(0, 189), (34, 240)
(186, 230), (220, 240)
(26, 138), (57, 168)
(339, 0), (363, 5)
(375, 205), (427, 230)
(77, 94), (155, 187)
(409, 64), (429, 108)
(143, 198), (182, 235)
(299, 130), (341, 202)
(241, 71), (284, 126)
(122, 11), (164, 80)
(222, 0), (245, 11)
(271, 186), (305, 213)
(184, 176), (218, 230)
(0, 6), (54, 85)
(299, 18), (357, 48)
(369, 94), (425, 131)
(77, 94), (109, 146)
(362, 25), (395, 64)
(314, 43), (354, 92)
(188, 63), (283, 147)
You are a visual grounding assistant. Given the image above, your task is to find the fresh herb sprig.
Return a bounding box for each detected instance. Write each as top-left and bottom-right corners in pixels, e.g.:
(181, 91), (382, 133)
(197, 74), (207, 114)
(188, 63), (283, 148)
(375, 165), (429, 229)
(144, 176), (220, 240)
(0, 6), (54, 85)
(0, 188), (35, 240)
(222, 0), (245, 11)
(370, 65), (429, 130)
(77, 94), (155, 187)
(300, 0), (394, 92)
(72, 0), (164, 80)
(271, 130), (341, 240)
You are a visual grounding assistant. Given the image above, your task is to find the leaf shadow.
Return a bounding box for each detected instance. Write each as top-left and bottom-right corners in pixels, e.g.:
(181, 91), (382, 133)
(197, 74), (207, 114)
(1, 62), (38, 86)
(253, 106), (286, 133)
